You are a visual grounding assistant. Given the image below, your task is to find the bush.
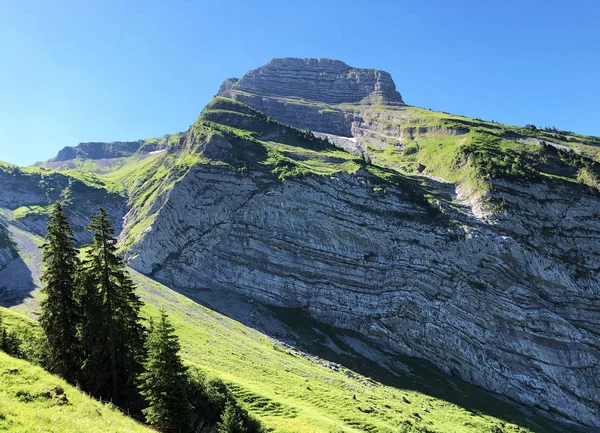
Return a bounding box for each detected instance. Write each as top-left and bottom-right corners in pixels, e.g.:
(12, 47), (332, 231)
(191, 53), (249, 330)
(187, 371), (263, 433)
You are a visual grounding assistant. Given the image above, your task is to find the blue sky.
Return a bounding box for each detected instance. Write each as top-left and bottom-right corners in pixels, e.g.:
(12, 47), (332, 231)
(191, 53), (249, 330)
(1, 0), (599, 166)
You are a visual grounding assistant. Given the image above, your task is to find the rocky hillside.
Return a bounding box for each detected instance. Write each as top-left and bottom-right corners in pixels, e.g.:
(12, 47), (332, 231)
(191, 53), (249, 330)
(1, 58), (599, 430)
(0, 163), (125, 243)
(0, 223), (17, 270)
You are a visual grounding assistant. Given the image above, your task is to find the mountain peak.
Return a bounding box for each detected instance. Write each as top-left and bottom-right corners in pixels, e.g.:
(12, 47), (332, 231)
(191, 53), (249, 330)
(218, 57), (404, 105)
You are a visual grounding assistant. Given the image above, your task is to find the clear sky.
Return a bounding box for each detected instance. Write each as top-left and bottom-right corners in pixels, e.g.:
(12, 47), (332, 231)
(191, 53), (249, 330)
(1, 0), (599, 166)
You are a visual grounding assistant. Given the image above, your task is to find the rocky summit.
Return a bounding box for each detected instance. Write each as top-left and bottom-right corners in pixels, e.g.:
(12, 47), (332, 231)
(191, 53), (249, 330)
(1, 58), (599, 431)
(219, 57), (404, 105)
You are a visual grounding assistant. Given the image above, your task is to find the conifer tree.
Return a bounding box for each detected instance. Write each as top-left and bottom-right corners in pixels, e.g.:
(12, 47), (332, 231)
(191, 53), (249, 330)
(39, 201), (82, 383)
(139, 310), (192, 433)
(79, 208), (145, 405)
(218, 401), (247, 433)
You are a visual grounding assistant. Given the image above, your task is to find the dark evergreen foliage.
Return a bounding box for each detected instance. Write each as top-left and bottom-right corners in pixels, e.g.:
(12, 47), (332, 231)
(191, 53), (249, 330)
(0, 312), (22, 356)
(39, 201), (82, 384)
(78, 208), (145, 406)
(139, 310), (192, 433)
(187, 375), (263, 433)
(12, 205), (264, 432)
(218, 401), (247, 433)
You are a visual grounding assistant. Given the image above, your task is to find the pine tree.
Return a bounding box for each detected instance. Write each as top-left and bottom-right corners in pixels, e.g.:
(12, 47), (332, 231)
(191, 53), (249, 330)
(217, 401), (247, 433)
(139, 310), (192, 433)
(39, 201), (82, 383)
(79, 208), (145, 405)
(0, 312), (10, 353)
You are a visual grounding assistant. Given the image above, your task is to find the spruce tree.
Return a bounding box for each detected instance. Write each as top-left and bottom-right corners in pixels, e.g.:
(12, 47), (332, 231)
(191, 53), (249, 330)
(217, 401), (247, 433)
(39, 201), (82, 383)
(139, 310), (192, 433)
(79, 208), (145, 405)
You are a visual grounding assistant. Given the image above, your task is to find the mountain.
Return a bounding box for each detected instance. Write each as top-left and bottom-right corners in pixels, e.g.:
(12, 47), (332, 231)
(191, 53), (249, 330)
(0, 58), (599, 431)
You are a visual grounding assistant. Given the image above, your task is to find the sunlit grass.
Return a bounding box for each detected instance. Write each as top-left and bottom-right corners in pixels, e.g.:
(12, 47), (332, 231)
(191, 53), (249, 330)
(0, 352), (150, 432)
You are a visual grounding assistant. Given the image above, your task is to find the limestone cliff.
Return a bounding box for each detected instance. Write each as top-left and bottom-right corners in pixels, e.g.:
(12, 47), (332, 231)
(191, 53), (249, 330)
(219, 57), (404, 105)
(122, 59), (600, 428)
(3, 58), (600, 429)
(125, 157), (600, 428)
(0, 223), (17, 271)
(46, 133), (184, 168)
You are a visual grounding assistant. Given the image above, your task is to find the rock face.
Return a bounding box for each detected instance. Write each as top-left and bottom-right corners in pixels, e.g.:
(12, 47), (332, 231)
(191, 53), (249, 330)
(0, 223), (17, 271)
(52, 141), (146, 162)
(50, 135), (180, 163)
(5, 58), (600, 428)
(219, 57), (404, 105)
(125, 160), (600, 428)
(0, 169), (125, 244)
(124, 59), (600, 428)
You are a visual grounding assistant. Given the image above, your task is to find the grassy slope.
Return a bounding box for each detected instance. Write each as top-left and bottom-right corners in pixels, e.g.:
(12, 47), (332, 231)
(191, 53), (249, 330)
(350, 104), (600, 196)
(133, 273), (578, 433)
(0, 351), (149, 433)
(16, 96), (598, 251)
(1, 222), (583, 433)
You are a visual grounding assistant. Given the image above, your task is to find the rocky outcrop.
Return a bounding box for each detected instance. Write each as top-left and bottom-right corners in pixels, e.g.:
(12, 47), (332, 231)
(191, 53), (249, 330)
(49, 134), (182, 163)
(219, 58), (404, 105)
(52, 141), (145, 162)
(217, 58), (406, 140)
(121, 60), (600, 427)
(0, 169), (125, 244)
(9, 57), (600, 428)
(125, 153), (600, 427)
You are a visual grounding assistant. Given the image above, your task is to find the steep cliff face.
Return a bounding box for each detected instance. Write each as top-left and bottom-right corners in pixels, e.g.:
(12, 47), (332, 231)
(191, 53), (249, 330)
(123, 61), (600, 428)
(4, 58), (600, 429)
(53, 141), (146, 162)
(0, 223), (17, 271)
(125, 155), (600, 428)
(43, 133), (185, 171)
(219, 57), (404, 105)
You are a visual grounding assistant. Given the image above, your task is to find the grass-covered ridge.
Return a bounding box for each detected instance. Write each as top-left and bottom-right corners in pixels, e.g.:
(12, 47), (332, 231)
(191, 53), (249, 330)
(193, 97), (365, 179)
(352, 104), (600, 196)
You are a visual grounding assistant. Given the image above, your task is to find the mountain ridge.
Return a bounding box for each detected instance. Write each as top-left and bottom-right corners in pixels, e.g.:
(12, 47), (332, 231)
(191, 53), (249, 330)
(1, 58), (599, 430)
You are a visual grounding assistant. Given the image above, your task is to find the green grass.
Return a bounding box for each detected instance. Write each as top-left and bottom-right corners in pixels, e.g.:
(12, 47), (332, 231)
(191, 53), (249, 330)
(0, 227), (583, 433)
(1, 96), (597, 432)
(12, 205), (54, 220)
(126, 272), (579, 433)
(352, 105), (600, 197)
(0, 351), (150, 432)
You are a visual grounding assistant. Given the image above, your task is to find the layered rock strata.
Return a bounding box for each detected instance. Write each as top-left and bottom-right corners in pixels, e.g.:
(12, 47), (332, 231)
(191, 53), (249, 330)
(126, 159), (600, 427)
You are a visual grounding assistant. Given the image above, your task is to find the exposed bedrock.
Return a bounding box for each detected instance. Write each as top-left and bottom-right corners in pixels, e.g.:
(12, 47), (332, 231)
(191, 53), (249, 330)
(125, 162), (600, 428)
(0, 170), (126, 244)
(219, 57), (404, 106)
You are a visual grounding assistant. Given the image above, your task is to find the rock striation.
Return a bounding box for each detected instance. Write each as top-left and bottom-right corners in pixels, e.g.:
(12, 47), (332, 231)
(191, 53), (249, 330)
(219, 57), (404, 105)
(0, 223), (17, 271)
(0, 169), (125, 244)
(4, 58), (600, 429)
(124, 60), (600, 428)
(52, 141), (146, 162)
(125, 158), (600, 428)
